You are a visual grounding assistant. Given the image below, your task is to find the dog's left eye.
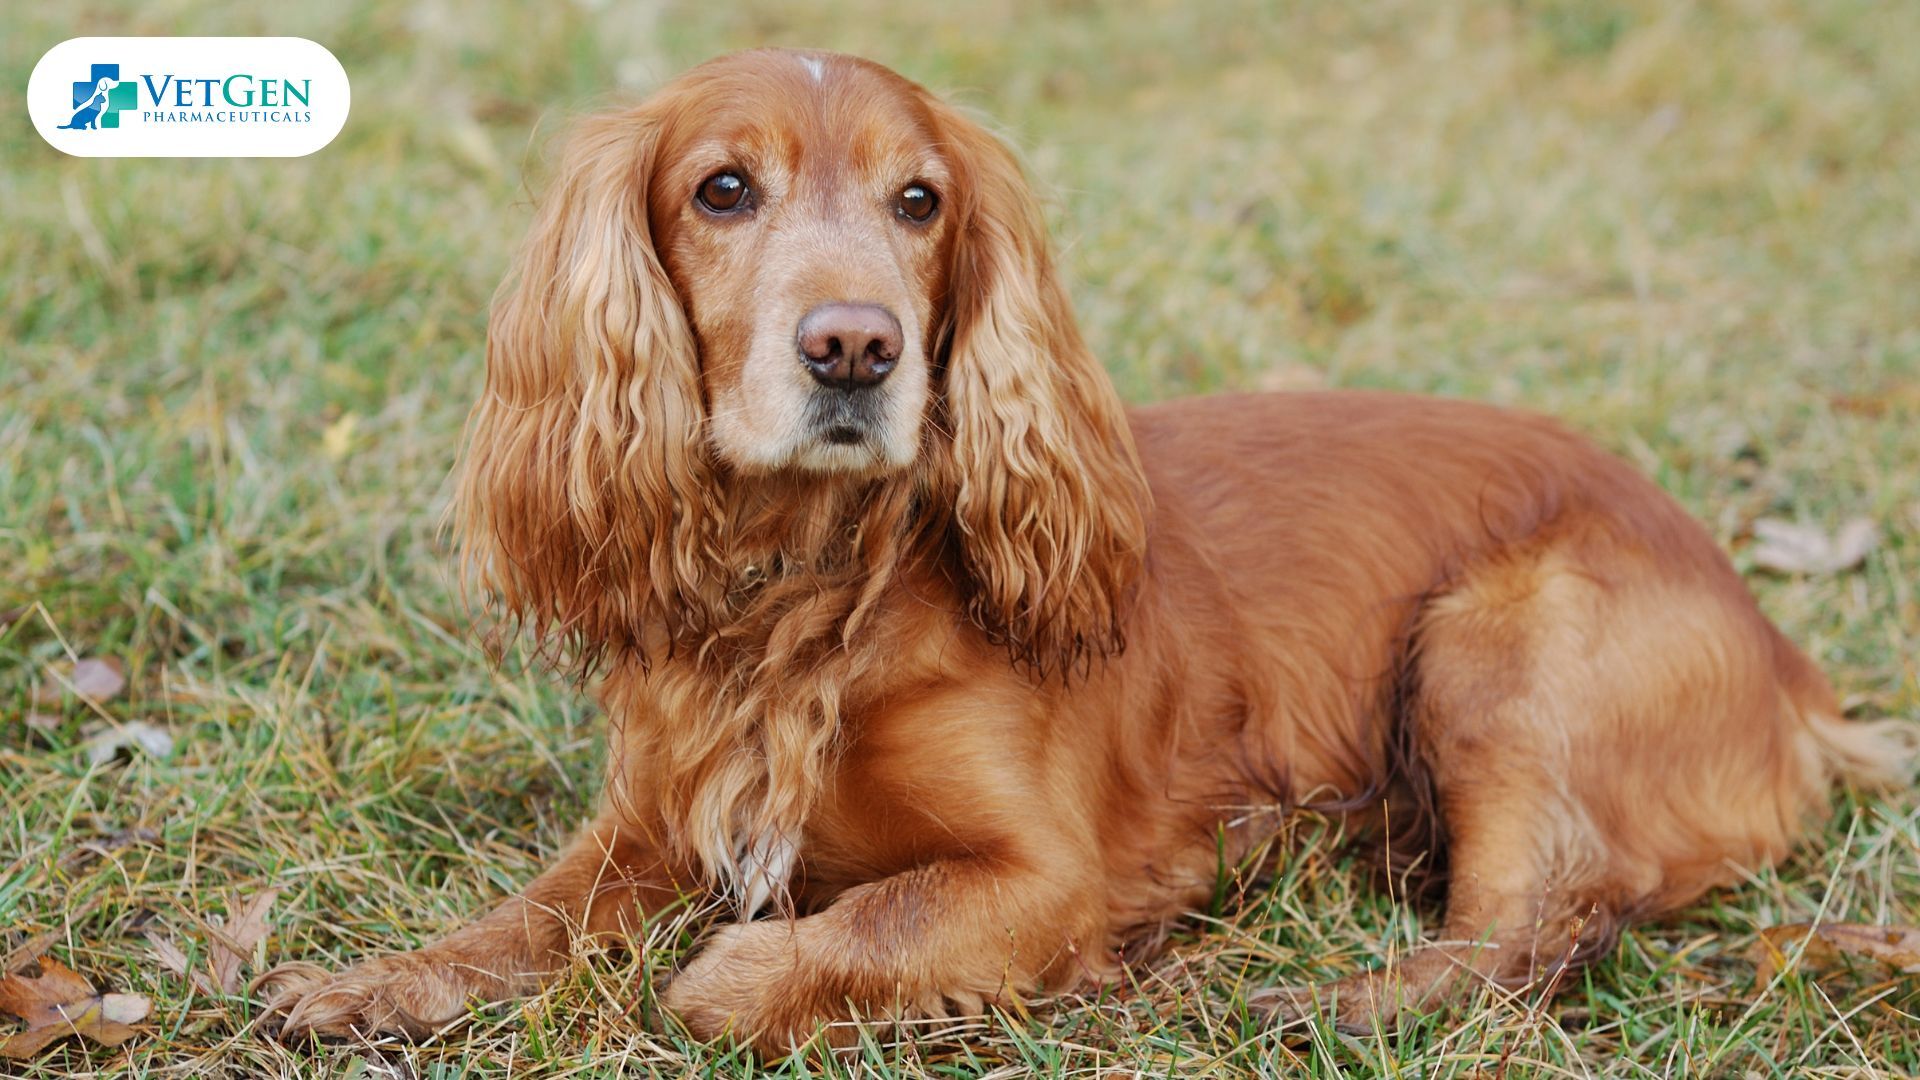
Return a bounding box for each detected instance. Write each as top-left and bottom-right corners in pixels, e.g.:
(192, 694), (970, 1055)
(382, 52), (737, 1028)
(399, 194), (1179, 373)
(698, 172), (750, 214)
(897, 184), (938, 223)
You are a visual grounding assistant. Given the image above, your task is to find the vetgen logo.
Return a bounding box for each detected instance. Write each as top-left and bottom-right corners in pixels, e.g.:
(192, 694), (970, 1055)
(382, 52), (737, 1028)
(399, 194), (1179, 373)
(59, 64), (138, 130)
(29, 38), (350, 157)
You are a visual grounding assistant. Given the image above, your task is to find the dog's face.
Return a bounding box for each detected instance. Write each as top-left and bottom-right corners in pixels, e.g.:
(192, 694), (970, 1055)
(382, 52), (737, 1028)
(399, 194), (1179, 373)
(459, 48), (1150, 671)
(647, 55), (955, 477)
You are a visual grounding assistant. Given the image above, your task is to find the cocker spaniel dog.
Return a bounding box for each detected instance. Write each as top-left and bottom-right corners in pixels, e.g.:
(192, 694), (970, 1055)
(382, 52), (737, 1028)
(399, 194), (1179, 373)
(263, 48), (1912, 1052)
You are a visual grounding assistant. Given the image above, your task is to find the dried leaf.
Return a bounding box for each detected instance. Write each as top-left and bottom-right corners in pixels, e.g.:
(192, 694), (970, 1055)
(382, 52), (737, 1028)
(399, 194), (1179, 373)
(1749, 517), (1880, 576)
(83, 721), (174, 766)
(70, 658), (128, 701)
(24, 713), (60, 734)
(0, 957), (151, 1059)
(0, 935), (58, 978)
(32, 657), (128, 707)
(322, 413), (358, 461)
(148, 938), (190, 980)
(1750, 922), (1920, 982)
(148, 939), (216, 996)
(202, 890), (279, 995)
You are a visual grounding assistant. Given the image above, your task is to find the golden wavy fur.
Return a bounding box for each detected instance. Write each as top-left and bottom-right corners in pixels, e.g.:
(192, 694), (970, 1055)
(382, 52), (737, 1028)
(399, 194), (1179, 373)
(263, 48), (1914, 1053)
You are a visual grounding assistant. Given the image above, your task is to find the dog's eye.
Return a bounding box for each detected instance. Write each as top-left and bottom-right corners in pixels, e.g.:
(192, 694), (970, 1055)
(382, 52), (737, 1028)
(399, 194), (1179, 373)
(697, 172), (749, 214)
(897, 184), (937, 223)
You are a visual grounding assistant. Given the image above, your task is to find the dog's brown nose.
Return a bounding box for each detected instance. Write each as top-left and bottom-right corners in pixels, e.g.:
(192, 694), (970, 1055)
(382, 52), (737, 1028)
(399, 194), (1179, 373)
(797, 303), (902, 390)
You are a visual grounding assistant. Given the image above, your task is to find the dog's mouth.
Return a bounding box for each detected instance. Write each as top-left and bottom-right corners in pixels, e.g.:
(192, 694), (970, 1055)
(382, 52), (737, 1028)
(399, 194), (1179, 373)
(805, 393), (883, 449)
(783, 379), (924, 475)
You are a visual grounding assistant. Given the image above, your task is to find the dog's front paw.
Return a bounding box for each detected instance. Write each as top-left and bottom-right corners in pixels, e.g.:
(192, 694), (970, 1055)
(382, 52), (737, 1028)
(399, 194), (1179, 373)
(662, 921), (837, 1053)
(255, 952), (478, 1041)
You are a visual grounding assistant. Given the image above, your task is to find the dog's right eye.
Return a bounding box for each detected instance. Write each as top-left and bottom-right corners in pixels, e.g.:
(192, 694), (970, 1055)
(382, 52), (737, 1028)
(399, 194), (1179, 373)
(697, 172), (749, 214)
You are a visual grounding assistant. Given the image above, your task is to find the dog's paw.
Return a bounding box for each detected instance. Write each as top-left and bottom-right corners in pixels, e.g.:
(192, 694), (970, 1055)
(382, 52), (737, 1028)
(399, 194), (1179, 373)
(255, 953), (477, 1041)
(662, 921), (841, 1053)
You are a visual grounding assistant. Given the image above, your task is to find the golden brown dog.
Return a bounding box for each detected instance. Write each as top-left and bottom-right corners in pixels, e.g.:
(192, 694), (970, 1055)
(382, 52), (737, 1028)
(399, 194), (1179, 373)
(261, 48), (1912, 1052)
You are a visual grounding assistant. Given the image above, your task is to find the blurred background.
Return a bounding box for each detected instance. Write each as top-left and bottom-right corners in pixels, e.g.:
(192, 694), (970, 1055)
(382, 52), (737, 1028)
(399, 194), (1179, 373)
(4, 1), (1917, 1075)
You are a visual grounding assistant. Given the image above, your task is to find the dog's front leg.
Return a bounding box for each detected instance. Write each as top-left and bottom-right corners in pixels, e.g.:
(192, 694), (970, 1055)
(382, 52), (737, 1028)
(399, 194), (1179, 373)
(662, 851), (1106, 1054)
(262, 812), (687, 1039)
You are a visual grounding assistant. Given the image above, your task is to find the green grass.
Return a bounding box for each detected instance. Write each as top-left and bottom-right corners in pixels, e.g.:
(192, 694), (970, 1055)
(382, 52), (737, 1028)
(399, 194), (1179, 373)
(4, 0), (1918, 1075)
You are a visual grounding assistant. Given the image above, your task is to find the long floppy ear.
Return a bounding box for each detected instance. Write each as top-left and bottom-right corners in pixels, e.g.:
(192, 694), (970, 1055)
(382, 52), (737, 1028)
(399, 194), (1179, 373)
(453, 107), (715, 672)
(931, 102), (1153, 675)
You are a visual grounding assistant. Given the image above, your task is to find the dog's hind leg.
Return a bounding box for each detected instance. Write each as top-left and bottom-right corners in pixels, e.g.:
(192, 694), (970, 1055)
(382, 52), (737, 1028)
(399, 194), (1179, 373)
(1259, 521), (1890, 1032)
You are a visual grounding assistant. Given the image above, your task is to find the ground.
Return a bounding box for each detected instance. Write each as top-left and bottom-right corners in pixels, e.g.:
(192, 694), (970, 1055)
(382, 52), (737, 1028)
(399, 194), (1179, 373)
(3, 0), (1918, 1076)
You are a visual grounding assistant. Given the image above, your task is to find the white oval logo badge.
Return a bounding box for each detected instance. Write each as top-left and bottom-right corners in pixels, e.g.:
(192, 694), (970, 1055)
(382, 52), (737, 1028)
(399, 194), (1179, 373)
(28, 37), (350, 158)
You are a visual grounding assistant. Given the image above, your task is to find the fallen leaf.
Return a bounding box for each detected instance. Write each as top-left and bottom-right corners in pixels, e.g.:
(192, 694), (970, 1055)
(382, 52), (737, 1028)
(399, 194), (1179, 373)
(71, 658), (128, 701)
(148, 938), (193, 981)
(322, 413), (358, 461)
(1750, 922), (1920, 982)
(1749, 517), (1880, 576)
(24, 713), (60, 734)
(32, 657), (128, 708)
(202, 890), (279, 995)
(155, 890), (282, 998)
(83, 721), (174, 766)
(0, 934), (58, 978)
(148, 937), (219, 997)
(0, 957), (150, 1059)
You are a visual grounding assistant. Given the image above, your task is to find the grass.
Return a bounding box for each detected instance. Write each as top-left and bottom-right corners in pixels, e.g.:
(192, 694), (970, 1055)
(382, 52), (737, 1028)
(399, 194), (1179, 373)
(3, 0), (1918, 1074)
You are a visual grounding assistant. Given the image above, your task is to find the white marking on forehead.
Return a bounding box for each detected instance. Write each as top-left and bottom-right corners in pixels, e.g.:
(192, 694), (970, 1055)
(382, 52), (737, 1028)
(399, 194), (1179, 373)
(800, 55), (826, 83)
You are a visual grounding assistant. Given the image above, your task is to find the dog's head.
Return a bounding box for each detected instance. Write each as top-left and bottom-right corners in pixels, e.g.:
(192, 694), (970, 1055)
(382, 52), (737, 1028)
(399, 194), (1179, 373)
(457, 49), (1149, 672)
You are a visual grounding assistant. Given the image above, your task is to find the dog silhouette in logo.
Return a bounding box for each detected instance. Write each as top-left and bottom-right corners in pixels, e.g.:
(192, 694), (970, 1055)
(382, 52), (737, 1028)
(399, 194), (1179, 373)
(59, 64), (134, 131)
(60, 76), (119, 129)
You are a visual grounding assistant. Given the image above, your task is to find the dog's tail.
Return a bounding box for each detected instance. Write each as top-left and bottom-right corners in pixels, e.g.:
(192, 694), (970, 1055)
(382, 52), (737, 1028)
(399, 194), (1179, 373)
(1776, 629), (1918, 791)
(1804, 711), (1918, 789)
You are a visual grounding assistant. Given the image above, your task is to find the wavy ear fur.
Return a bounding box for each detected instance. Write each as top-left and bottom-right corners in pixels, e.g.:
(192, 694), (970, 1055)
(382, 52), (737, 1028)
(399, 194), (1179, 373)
(932, 102), (1153, 675)
(454, 108), (715, 672)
